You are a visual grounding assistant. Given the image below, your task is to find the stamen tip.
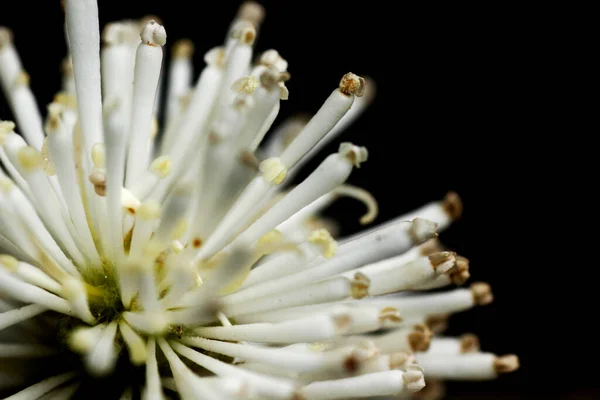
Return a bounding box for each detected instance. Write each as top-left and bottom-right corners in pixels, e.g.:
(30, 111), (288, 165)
(351, 272), (370, 299)
(442, 191), (463, 220)
(470, 282), (493, 306)
(339, 142), (368, 167)
(140, 20), (166, 46)
(150, 156), (173, 178)
(425, 314), (449, 334)
(494, 354), (520, 374)
(408, 324), (433, 352)
(339, 72), (366, 97)
(259, 157), (288, 185)
(17, 146), (43, 172)
(450, 256), (470, 285)
(204, 46), (226, 67)
(409, 218), (438, 243)
(379, 306), (403, 323)
(428, 251), (457, 274)
(238, 1), (266, 25)
(173, 39), (194, 58)
(403, 364), (426, 393)
(459, 333), (480, 353)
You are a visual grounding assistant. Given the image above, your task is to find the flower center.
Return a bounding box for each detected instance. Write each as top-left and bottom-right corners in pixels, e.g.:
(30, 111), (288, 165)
(80, 267), (125, 323)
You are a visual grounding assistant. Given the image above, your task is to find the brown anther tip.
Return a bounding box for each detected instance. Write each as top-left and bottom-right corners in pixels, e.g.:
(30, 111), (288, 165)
(339, 72), (366, 97)
(259, 67), (281, 89)
(470, 282), (493, 306)
(242, 27), (256, 45)
(494, 354), (519, 374)
(425, 314), (449, 334)
(379, 307), (403, 323)
(192, 238), (203, 249)
(428, 251), (457, 273)
(408, 324), (433, 352)
(459, 333), (480, 353)
(238, 1), (266, 25)
(351, 272), (370, 299)
(172, 39), (194, 58)
(239, 150), (260, 170)
(419, 238), (442, 256)
(343, 355), (360, 373)
(450, 256), (470, 285)
(389, 351), (414, 369)
(442, 191), (463, 220)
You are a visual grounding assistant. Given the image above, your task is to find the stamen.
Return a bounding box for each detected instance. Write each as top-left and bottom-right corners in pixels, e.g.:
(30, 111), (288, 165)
(196, 313), (348, 343)
(372, 324), (433, 353)
(157, 339), (232, 399)
(298, 369), (424, 399)
(0, 304), (47, 331)
(119, 320), (148, 365)
(1, 256), (62, 295)
(224, 219), (436, 304)
(198, 143), (367, 261)
(86, 321), (119, 376)
(171, 341), (298, 400)
(3, 372), (77, 400)
(279, 74), (365, 171)
(415, 352), (519, 380)
(4, 70), (45, 150)
(224, 276), (359, 318)
(143, 338), (165, 400)
(62, 277), (95, 323)
(45, 105), (101, 265)
(165, 39), (194, 132)
(180, 336), (328, 372)
(0, 269), (73, 315)
(364, 284), (493, 317)
(130, 156), (173, 199)
(126, 20), (166, 185)
(64, 0), (104, 170)
(104, 98), (128, 261)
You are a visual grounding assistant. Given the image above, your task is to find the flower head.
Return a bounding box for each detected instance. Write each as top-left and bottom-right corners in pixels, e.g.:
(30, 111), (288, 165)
(0, 1), (517, 398)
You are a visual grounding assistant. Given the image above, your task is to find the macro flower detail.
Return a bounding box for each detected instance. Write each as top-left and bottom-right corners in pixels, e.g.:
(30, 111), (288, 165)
(0, 1), (518, 399)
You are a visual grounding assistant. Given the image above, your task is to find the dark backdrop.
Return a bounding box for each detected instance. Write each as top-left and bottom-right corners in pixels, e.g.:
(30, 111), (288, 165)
(1, 1), (583, 398)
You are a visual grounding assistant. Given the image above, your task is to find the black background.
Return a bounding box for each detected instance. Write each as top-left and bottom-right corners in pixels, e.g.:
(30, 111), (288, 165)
(0, 1), (586, 398)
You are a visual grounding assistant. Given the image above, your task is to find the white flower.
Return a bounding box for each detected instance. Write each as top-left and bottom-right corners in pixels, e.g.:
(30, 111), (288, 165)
(0, 1), (518, 399)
